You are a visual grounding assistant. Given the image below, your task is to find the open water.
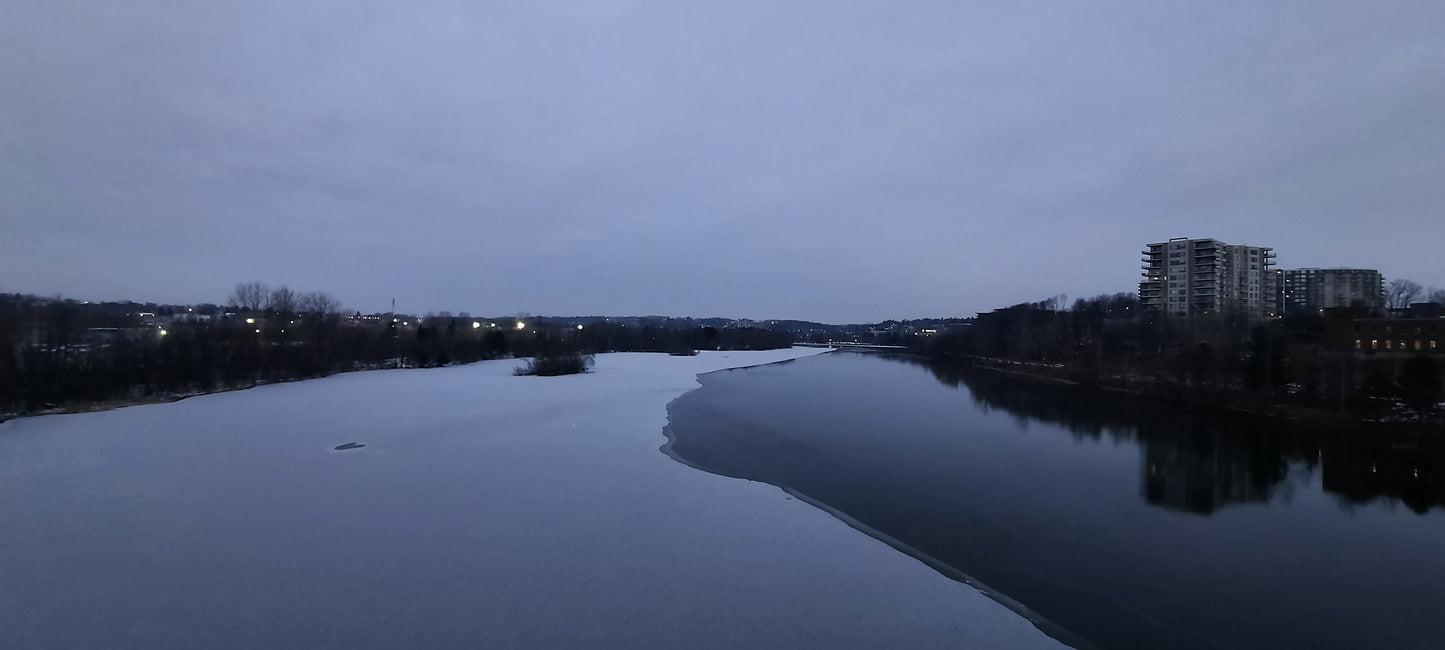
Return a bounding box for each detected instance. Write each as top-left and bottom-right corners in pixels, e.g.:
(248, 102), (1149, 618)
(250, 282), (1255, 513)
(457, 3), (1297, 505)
(664, 352), (1445, 650)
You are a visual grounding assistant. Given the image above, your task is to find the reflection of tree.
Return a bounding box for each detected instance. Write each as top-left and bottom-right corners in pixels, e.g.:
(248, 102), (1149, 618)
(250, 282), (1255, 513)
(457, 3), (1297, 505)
(1323, 444), (1445, 515)
(885, 354), (1445, 515)
(903, 354), (1139, 443)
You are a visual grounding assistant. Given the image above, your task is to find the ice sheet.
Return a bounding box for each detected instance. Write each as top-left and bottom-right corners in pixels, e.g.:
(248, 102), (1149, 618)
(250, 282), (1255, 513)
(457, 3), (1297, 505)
(0, 349), (1066, 649)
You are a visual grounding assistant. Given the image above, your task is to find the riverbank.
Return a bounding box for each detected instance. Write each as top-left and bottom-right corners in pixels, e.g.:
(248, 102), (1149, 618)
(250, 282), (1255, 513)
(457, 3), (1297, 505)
(0, 362), (406, 423)
(0, 348), (1066, 650)
(1, 380), (304, 423)
(0, 349), (782, 424)
(932, 353), (1444, 437)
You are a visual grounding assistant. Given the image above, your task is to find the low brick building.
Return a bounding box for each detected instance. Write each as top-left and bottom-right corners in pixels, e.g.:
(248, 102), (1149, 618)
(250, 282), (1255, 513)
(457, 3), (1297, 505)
(1326, 310), (1443, 355)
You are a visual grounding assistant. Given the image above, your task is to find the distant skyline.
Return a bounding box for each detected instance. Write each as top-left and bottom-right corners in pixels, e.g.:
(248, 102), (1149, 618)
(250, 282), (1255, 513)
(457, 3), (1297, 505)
(4, 2), (1443, 323)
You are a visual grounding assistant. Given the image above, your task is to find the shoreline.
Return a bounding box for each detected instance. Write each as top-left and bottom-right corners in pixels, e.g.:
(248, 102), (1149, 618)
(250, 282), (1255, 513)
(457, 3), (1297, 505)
(1, 368), (384, 423)
(0, 348), (807, 424)
(923, 352), (1444, 438)
(661, 382), (1097, 650)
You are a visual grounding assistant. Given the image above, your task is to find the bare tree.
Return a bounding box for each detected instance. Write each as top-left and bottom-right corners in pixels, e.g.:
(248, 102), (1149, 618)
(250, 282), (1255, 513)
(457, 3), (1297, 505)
(1428, 287), (1445, 306)
(230, 281), (270, 311)
(1385, 279), (1423, 310)
(269, 286), (298, 316)
(300, 291), (342, 315)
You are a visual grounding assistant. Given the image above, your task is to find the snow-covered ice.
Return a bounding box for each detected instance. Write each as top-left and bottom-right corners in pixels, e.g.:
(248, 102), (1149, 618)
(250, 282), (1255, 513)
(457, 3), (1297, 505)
(0, 349), (1067, 649)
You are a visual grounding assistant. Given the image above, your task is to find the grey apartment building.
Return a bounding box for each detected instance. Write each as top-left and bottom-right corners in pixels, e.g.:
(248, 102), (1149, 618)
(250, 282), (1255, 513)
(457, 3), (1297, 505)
(1140, 238), (1278, 319)
(1281, 268), (1383, 313)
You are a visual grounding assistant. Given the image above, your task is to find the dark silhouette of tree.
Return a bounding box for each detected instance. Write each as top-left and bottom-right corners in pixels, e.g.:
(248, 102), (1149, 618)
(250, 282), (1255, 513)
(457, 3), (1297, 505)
(229, 282), (269, 311)
(269, 286), (298, 317)
(1397, 355), (1442, 420)
(486, 329), (508, 357)
(1386, 279), (1423, 310)
(300, 292), (341, 315)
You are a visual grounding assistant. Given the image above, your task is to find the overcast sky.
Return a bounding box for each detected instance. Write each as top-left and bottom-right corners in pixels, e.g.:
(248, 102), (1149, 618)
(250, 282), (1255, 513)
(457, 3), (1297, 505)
(3, 1), (1442, 322)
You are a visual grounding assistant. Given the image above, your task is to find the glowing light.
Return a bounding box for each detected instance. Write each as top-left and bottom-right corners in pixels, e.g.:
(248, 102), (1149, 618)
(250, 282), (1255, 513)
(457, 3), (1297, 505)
(255, 329), (261, 333)
(246, 318), (255, 324)
(515, 321), (526, 330)
(159, 329), (167, 336)
(472, 322), (481, 329)
(576, 324), (584, 330)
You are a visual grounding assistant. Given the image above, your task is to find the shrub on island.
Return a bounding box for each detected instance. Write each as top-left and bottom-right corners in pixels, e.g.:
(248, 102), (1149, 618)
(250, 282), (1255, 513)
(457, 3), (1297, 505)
(514, 336), (595, 376)
(514, 352), (594, 376)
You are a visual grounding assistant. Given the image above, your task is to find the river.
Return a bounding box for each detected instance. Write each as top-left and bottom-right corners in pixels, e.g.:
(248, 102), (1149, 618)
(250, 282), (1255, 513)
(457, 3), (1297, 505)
(663, 351), (1445, 650)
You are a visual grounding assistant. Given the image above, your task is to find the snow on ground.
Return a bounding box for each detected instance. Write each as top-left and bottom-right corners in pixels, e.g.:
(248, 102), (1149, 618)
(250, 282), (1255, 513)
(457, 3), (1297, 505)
(0, 349), (1066, 650)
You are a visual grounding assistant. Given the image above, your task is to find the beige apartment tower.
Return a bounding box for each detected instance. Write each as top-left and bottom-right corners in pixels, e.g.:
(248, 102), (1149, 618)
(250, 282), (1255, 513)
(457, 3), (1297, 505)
(1140, 238), (1277, 319)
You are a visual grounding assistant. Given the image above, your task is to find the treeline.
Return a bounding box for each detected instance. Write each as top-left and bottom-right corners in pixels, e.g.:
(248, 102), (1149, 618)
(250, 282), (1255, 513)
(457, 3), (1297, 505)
(0, 285), (792, 419)
(918, 293), (1443, 425)
(555, 320), (791, 355)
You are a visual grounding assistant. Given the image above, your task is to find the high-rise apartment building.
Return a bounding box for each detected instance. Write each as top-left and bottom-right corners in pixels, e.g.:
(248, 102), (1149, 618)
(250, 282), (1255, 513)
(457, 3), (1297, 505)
(1281, 268), (1383, 313)
(1139, 238), (1277, 319)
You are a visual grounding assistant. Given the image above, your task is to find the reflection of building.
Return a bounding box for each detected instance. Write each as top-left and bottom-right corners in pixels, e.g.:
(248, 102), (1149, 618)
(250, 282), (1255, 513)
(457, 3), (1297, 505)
(1141, 432), (1284, 514)
(1282, 268), (1383, 313)
(1140, 238), (1277, 319)
(929, 358), (1293, 515)
(918, 354), (1445, 517)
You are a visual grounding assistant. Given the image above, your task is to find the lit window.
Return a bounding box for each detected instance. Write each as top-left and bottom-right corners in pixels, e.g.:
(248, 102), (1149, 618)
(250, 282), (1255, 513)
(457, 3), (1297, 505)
(1372, 340), (1379, 349)
(1415, 341), (1422, 351)
(1386, 340), (1392, 349)
(1355, 339), (1362, 349)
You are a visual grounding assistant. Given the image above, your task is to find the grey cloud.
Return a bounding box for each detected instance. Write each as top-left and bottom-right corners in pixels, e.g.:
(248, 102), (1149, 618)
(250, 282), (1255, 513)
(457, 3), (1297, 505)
(3, 1), (1442, 322)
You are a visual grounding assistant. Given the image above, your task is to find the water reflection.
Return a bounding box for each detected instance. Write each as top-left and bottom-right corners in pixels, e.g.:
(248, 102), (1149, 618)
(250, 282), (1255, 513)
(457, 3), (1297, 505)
(893, 354), (1443, 515)
(1323, 444), (1445, 514)
(667, 351), (1445, 650)
(1142, 428), (1287, 514)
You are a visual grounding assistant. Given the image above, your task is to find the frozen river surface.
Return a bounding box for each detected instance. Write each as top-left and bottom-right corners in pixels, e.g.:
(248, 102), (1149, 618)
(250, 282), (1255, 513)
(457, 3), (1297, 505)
(0, 350), (1064, 650)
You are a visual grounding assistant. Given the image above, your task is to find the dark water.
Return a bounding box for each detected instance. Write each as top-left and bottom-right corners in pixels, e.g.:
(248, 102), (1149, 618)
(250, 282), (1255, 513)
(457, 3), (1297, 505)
(663, 352), (1445, 650)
